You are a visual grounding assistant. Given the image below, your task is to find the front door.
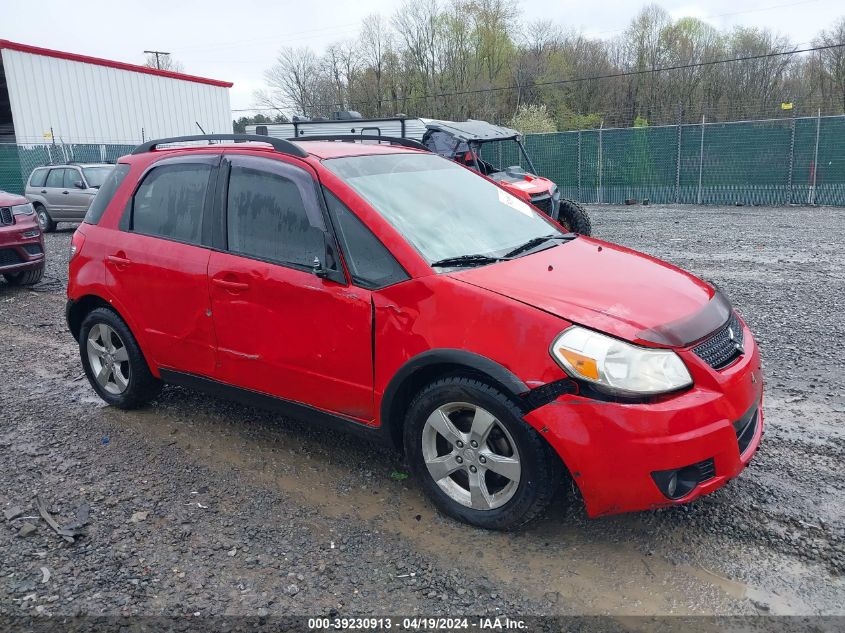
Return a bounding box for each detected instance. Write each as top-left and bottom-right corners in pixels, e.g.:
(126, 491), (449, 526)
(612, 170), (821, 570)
(63, 168), (92, 219)
(208, 154), (374, 422)
(106, 155), (219, 377)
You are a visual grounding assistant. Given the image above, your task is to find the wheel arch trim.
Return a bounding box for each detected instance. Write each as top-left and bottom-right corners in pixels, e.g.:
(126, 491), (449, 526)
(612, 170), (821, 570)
(378, 349), (530, 449)
(66, 293), (159, 378)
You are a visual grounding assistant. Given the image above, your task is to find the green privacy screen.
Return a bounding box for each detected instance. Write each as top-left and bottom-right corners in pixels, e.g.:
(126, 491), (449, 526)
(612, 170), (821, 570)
(0, 143), (135, 195)
(483, 114), (845, 206)
(2, 116), (844, 205)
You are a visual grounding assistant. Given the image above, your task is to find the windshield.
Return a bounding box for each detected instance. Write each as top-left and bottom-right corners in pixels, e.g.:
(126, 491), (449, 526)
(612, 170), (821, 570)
(324, 153), (561, 266)
(82, 166), (113, 188)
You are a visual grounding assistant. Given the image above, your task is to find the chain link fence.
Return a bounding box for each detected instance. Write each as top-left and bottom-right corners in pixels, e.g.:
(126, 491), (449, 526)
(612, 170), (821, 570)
(2, 114), (844, 206)
(487, 113), (845, 206)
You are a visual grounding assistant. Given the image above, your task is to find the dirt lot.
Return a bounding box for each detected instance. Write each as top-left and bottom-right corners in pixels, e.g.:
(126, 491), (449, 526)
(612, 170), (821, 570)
(1, 204), (843, 619)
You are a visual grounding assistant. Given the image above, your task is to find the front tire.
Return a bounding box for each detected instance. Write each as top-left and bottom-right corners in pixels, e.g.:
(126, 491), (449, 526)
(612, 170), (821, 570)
(4, 265), (44, 285)
(557, 199), (592, 235)
(35, 205), (56, 232)
(404, 377), (562, 530)
(79, 307), (161, 409)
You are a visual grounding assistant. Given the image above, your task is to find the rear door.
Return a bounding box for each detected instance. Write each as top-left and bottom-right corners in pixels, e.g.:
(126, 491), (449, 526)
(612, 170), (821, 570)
(106, 155), (219, 377)
(208, 154), (375, 421)
(43, 168), (68, 217)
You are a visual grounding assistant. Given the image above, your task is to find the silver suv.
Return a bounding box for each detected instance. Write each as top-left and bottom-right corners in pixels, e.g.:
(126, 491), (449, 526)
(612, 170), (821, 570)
(25, 163), (114, 232)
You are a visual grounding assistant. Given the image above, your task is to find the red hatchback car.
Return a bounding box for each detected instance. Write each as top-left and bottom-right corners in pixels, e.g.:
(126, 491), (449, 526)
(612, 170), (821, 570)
(66, 134), (763, 529)
(0, 190), (45, 285)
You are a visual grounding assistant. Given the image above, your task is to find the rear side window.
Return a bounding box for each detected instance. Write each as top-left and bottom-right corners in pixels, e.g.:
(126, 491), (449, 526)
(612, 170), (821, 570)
(131, 163), (210, 245)
(84, 164), (130, 225)
(45, 169), (64, 188)
(29, 168), (48, 188)
(226, 158), (325, 268)
(324, 190), (408, 289)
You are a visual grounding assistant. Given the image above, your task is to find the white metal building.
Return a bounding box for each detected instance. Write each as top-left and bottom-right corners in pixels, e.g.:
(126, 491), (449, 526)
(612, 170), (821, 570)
(0, 39), (232, 145)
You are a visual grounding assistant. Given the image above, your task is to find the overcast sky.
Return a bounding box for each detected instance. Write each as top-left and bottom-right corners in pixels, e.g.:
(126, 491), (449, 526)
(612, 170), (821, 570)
(2, 0), (843, 114)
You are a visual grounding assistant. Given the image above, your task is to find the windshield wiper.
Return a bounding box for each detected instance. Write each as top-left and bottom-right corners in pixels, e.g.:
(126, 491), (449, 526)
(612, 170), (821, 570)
(430, 254), (505, 268)
(503, 233), (573, 259)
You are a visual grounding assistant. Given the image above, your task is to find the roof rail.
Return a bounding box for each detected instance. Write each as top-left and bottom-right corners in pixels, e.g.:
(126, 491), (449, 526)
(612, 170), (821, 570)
(132, 134), (308, 157)
(289, 134), (429, 151)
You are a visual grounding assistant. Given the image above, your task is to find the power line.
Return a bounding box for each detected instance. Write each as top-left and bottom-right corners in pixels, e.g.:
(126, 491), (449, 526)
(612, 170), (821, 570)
(232, 41), (845, 113)
(170, 23), (361, 54)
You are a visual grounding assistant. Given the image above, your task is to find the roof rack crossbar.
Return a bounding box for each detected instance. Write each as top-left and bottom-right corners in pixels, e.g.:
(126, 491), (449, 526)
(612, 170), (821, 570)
(132, 134), (308, 157)
(289, 134), (428, 151)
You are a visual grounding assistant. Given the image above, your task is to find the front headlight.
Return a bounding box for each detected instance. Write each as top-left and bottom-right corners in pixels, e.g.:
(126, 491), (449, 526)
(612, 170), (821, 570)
(11, 203), (35, 216)
(551, 326), (692, 395)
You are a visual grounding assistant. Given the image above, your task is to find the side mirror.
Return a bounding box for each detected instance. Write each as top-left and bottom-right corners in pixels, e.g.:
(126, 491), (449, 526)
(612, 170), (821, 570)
(312, 255), (329, 279)
(74, 181), (86, 189)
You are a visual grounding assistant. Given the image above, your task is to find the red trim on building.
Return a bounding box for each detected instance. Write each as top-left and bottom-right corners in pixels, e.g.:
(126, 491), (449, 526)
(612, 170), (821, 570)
(0, 40), (233, 88)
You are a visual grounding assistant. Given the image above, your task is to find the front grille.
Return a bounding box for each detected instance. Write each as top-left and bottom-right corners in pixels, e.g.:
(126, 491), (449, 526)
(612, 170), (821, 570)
(733, 405), (759, 455)
(693, 458), (716, 483)
(22, 243), (43, 256)
(0, 207), (13, 226)
(0, 248), (24, 266)
(693, 312), (745, 369)
(530, 194), (553, 216)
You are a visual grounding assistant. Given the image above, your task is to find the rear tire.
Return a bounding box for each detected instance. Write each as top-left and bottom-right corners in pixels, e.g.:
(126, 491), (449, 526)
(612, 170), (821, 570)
(404, 377), (562, 530)
(79, 307), (161, 409)
(557, 199), (592, 235)
(4, 265), (44, 286)
(35, 205), (56, 232)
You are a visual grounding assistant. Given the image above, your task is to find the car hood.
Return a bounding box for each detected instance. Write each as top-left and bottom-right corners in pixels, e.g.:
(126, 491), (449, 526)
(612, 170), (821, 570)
(0, 191), (29, 206)
(449, 236), (724, 346)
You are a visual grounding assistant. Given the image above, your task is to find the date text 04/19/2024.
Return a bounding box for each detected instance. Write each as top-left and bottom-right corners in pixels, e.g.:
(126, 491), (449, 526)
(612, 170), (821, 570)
(307, 617), (527, 630)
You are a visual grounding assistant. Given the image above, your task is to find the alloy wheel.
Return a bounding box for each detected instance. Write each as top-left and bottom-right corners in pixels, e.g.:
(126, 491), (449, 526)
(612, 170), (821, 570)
(36, 210), (49, 231)
(86, 323), (131, 395)
(421, 402), (521, 510)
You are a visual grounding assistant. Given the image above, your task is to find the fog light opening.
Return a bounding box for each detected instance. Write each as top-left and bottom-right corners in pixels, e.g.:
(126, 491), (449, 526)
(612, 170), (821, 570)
(651, 459), (714, 500)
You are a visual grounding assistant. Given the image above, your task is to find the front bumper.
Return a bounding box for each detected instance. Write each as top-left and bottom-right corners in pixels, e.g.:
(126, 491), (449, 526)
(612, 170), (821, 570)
(0, 223), (45, 274)
(525, 323), (764, 517)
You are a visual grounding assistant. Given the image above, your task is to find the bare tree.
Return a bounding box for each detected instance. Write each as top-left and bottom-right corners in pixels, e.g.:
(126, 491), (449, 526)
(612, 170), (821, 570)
(143, 53), (184, 73)
(813, 17), (845, 112)
(259, 47), (324, 117)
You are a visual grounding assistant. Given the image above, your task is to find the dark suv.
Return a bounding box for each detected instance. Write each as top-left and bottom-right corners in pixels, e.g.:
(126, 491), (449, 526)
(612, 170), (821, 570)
(0, 190), (45, 285)
(66, 134), (763, 530)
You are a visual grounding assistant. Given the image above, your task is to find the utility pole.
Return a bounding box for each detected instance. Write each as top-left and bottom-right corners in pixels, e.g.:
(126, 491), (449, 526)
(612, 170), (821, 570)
(144, 50), (170, 70)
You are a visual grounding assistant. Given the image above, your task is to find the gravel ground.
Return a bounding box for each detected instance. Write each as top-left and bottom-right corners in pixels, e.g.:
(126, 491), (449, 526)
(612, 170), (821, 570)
(1, 204), (843, 620)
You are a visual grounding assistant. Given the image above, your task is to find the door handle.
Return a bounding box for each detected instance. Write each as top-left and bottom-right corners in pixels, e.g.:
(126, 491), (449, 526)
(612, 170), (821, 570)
(62, 190), (69, 194)
(212, 278), (250, 292)
(107, 254), (131, 269)
(40, 189), (47, 194)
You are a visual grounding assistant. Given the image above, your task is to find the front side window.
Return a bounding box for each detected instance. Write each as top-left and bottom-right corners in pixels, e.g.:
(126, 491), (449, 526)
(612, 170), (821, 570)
(64, 168), (82, 188)
(324, 153), (562, 266)
(131, 163), (210, 244)
(324, 190), (408, 289)
(226, 157), (325, 268)
(45, 169), (64, 188)
(29, 168), (48, 188)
